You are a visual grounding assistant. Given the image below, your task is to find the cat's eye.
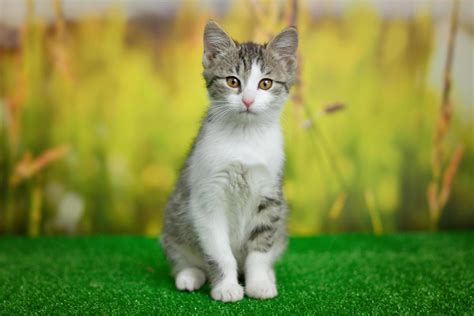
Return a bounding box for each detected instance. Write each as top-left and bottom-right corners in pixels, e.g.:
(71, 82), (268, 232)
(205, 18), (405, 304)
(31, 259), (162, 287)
(258, 78), (273, 90)
(226, 76), (240, 88)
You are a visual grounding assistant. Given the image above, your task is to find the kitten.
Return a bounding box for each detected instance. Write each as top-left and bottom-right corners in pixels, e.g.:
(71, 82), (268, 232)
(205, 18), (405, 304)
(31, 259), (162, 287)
(161, 21), (297, 302)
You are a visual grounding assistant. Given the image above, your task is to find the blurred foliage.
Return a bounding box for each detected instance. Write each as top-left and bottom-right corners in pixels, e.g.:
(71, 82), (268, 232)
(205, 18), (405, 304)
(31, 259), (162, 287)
(0, 1), (472, 236)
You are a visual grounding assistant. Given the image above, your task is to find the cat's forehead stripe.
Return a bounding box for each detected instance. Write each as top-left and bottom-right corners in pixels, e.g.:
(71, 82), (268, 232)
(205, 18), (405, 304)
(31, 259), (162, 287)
(238, 42), (265, 73)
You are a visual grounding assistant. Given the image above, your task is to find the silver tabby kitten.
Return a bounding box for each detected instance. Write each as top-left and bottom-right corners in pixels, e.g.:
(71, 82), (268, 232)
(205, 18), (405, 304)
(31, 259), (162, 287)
(161, 21), (297, 302)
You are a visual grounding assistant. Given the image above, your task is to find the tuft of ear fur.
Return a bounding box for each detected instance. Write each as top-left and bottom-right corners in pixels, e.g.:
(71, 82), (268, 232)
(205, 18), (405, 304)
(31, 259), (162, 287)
(203, 21), (235, 68)
(267, 26), (298, 71)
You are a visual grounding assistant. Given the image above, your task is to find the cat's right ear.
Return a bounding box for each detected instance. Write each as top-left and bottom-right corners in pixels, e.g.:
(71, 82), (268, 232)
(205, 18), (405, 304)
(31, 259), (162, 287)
(203, 21), (235, 68)
(267, 26), (298, 72)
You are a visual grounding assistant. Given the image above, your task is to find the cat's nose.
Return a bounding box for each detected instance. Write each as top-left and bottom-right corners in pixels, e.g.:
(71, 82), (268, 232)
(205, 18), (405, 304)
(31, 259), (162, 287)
(242, 98), (254, 108)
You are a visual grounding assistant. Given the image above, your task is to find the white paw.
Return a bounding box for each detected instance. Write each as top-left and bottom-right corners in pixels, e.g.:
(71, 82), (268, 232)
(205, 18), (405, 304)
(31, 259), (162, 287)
(175, 268), (206, 291)
(211, 281), (244, 302)
(245, 279), (277, 299)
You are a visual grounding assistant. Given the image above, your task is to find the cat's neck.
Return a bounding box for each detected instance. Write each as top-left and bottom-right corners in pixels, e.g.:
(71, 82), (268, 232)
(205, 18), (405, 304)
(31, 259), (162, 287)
(200, 116), (282, 150)
(205, 104), (283, 132)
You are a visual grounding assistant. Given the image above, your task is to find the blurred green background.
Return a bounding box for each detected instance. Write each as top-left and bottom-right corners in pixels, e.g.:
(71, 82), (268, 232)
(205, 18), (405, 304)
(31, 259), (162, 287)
(0, 0), (472, 236)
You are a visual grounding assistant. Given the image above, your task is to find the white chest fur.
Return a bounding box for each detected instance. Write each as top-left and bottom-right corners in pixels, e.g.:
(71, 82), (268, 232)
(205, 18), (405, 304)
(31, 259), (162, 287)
(190, 121), (284, 190)
(189, 121), (284, 257)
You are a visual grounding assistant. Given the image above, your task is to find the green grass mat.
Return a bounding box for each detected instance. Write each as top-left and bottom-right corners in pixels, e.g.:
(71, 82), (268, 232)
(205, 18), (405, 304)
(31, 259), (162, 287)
(1, 233), (473, 314)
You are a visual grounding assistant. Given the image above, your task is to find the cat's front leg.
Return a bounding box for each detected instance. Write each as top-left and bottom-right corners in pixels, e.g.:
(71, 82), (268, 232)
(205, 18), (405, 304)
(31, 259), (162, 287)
(191, 186), (244, 302)
(244, 197), (287, 300)
(245, 250), (279, 299)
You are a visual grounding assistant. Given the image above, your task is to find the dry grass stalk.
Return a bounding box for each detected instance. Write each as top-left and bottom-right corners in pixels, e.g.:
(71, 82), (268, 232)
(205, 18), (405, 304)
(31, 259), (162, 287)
(427, 0), (463, 230)
(281, 0), (348, 222)
(28, 185), (42, 236)
(10, 145), (70, 186)
(365, 190), (383, 235)
(307, 103), (346, 123)
(5, 80), (26, 150)
(286, 0), (298, 26)
(328, 192), (346, 220)
(249, 0), (282, 42)
(439, 144), (464, 208)
(50, 0), (74, 81)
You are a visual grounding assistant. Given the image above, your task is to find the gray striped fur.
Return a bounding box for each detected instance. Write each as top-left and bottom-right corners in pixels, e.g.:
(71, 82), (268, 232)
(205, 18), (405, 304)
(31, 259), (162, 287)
(161, 21), (296, 289)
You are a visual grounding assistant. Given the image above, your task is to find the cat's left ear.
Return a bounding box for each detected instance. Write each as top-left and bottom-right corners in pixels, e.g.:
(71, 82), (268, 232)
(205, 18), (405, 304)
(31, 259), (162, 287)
(267, 26), (298, 70)
(203, 21), (236, 68)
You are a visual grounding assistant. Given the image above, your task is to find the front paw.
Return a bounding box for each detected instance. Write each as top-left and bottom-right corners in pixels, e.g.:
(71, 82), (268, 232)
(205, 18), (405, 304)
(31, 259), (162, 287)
(175, 267), (206, 291)
(245, 279), (277, 299)
(211, 281), (244, 302)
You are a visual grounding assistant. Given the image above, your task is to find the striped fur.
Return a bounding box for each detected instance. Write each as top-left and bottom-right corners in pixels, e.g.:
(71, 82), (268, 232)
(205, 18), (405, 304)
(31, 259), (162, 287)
(161, 21), (297, 302)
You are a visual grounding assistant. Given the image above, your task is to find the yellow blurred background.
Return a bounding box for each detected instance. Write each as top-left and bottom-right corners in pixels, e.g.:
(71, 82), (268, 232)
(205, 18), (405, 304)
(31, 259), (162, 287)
(0, 0), (472, 236)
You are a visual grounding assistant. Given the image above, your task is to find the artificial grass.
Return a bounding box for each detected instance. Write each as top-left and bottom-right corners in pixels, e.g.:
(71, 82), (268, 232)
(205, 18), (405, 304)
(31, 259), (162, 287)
(0, 233), (472, 314)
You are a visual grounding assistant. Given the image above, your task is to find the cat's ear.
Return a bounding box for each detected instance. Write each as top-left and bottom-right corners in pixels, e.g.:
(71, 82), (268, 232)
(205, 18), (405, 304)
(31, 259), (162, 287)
(203, 21), (235, 68)
(267, 26), (298, 70)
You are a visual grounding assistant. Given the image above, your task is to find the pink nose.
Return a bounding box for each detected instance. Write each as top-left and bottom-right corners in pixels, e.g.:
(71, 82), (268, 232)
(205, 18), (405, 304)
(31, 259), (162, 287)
(242, 98), (254, 108)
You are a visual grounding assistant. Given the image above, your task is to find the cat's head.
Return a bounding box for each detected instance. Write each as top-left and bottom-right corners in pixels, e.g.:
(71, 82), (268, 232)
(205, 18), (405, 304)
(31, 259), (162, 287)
(202, 21), (298, 124)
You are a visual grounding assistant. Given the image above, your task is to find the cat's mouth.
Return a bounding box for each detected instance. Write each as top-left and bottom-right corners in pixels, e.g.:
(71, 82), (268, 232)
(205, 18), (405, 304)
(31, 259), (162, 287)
(239, 109), (256, 115)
